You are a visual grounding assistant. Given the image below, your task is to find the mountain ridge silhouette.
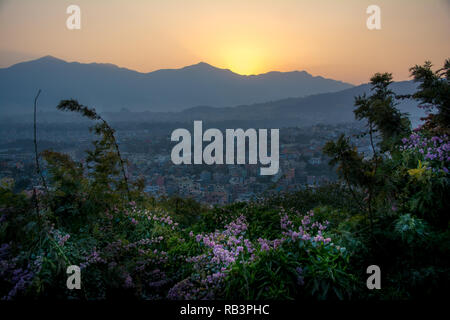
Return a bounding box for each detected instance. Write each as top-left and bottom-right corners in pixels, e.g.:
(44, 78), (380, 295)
(0, 56), (354, 113)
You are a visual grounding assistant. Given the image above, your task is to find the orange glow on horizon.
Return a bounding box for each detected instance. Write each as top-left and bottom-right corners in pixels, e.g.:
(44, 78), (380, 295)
(0, 0), (449, 84)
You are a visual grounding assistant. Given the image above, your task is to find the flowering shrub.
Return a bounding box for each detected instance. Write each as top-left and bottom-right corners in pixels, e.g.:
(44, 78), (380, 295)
(167, 208), (353, 300)
(0, 194), (354, 301)
(223, 209), (355, 300)
(168, 215), (254, 299)
(0, 243), (41, 300)
(74, 207), (188, 299)
(393, 132), (449, 225)
(400, 133), (449, 175)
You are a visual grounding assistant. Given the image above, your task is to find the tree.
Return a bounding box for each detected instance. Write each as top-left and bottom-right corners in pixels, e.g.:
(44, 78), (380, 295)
(323, 73), (411, 237)
(409, 59), (450, 134)
(56, 100), (131, 201)
(354, 73), (410, 154)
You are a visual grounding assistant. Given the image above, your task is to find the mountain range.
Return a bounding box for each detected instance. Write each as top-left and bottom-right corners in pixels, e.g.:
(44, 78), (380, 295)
(0, 56), (353, 113)
(97, 80), (422, 128)
(0, 56), (424, 128)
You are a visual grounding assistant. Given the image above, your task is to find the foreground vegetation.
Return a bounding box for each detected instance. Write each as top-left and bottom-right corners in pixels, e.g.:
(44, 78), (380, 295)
(0, 60), (449, 300)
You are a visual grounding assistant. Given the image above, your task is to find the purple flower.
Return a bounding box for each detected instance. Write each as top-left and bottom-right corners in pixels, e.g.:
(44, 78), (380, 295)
(124, 274), (134, 288)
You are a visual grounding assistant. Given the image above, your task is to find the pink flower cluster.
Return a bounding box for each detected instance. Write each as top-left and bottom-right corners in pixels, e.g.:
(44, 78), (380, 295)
(50, 229), (71, 247)
(281, 209), (331, 244)
(194, 215), (255, 266)
(169, 210), (335, 299)
(80, 247), (106, 269)
(141, 209), (179, 230)
(169, 215), (254, 299)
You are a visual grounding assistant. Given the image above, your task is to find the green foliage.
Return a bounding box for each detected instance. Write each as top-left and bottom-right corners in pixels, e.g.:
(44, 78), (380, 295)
(321, 59), (450, 299)
(354, 73), (410, 153)
(224, 240), (356, 300)
(323, 135), (370, 188)
(394, 214), (428, 245)
(409, 59), (450, 134)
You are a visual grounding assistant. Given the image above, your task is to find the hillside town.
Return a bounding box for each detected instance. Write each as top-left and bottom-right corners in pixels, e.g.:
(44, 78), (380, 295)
(0, 121), (371, 205)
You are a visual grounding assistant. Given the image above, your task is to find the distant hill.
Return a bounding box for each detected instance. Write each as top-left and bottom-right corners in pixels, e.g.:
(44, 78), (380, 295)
(98, 80), (423, 128)
(1, 78), (423, 129)
(0, 56), (353, 113)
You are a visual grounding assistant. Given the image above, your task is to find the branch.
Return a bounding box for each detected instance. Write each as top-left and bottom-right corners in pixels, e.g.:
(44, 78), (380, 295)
(100, 118), (131, 201)
(33, 89), (49, 195)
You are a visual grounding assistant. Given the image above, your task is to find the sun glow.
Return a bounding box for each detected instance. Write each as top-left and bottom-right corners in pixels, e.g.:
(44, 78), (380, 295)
(222, 46), (266, 75)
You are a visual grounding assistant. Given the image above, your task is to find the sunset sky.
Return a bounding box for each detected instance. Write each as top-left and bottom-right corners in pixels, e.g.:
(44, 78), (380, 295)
(0, 0), (449, 84)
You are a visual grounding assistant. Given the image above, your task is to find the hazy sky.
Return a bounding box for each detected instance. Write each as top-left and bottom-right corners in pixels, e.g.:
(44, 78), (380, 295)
(0, 0), (449, 84)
